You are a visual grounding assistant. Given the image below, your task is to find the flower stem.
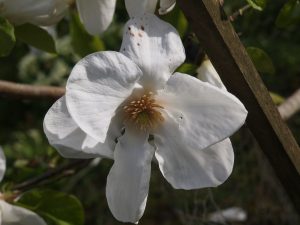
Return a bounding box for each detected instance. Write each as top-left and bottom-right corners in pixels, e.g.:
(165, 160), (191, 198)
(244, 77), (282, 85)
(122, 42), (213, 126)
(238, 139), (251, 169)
(229, 4), (252, 22)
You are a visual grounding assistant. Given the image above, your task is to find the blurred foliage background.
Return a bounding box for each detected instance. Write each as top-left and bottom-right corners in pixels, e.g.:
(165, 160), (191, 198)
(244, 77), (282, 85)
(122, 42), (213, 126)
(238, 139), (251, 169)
(0, 0), (300, 224)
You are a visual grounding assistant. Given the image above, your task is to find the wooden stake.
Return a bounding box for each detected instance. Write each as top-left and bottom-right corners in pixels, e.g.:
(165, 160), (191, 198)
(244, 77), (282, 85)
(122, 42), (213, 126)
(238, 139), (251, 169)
(177, 0), (300, 211)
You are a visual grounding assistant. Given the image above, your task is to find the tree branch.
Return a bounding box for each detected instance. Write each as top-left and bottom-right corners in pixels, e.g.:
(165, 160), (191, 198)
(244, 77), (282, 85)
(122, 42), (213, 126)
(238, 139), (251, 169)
(0, 80), (65, 101)
(13, 159), (92, 192)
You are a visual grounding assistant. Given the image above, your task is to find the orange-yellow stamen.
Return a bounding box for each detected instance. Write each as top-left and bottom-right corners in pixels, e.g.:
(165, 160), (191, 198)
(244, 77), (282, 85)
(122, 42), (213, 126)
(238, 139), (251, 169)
(123, 92), (164, 131)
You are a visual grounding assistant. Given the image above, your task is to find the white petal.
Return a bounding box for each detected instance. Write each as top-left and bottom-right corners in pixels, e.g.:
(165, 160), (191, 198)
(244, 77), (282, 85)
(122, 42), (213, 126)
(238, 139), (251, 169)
(209, 207), (247, 223)
(31, 0), (68, 26)
(1, 0), (56, 25)
(154, 113), (234, 189)
(44, 96), (118, 159)
(76, 0), (116, 35)
(120, 13), (185, 89)
(0, 147), (6, 182)
(159, 0), (176, 15)
(157, 73), (247, 150)
(106, 128), (154, 223)
(125, 0), (158, 17)
(66, 51), (142, 143)
(0, 201), (47, 225)
(197, 60), (227, 91)
(146, 0), (158, 14)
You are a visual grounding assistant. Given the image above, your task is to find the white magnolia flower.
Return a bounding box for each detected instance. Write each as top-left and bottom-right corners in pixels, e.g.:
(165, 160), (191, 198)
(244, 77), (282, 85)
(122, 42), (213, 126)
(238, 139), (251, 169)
(197, 59), (227, 91)
(44, 14), (247, 223)
(76, 0), (176, 35)
(125, 0), (176, 17)
(0, 147), (47, 225)
(0, 0), (68, 26)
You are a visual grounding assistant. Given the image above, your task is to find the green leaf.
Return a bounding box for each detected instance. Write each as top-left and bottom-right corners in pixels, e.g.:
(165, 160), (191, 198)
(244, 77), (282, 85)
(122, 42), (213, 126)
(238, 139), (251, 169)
(247, 47), (275, 75)
(246, 0), (267, 11)
(276, 0), (300, 28)
(176, 63), (198, 75)
(70, 11), (105, 57)
(17, 190), (84, 225)
(0, 17), (15, 57)
(15, 23), (56, 53)
(270, 92), (285, 105)
(160, 6), (188, 38)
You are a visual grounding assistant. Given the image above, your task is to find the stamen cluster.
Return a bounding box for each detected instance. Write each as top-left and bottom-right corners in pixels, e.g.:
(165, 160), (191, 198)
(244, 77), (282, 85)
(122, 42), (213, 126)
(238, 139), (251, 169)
(123, 92), (164, 131)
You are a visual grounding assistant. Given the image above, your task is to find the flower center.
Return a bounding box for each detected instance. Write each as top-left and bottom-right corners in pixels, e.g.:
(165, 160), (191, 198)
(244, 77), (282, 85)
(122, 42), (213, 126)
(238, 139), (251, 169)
(123, 92), (164, 131)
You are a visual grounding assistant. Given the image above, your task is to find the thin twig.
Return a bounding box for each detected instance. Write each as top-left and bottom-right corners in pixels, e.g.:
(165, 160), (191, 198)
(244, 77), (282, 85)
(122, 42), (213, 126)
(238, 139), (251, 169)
(1, 79), (300, 120)
(278, 89), (300, 120)
(13, 159), (92, 192)
(0, 80), (65, 101)
(229, 4), (252, 22)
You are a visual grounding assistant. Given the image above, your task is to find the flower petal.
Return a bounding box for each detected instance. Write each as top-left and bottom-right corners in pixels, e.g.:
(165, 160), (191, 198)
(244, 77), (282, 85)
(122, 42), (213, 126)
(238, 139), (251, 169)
(76, 0), (116, 35)
(0, 201), (47, 225)
(0, 147), (6, 182)
(197, 60), (227, 91)
(1, 0), (56, 25)
(125, 0), (158, 17)
(106, 127), (154, 223)
(159, 0), (176, 15)
(66, 51), (142, 143)
(31, 0), (68, 26)
(154, 113), (234, 189)
(120, 13), (185, 89)
(44, 96), (118, 159)
(157, 73), (247, 150)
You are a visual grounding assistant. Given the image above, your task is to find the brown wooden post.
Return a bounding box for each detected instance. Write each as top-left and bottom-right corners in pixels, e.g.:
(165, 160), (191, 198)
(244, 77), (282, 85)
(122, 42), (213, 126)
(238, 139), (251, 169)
(177, 0), (300, 211)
